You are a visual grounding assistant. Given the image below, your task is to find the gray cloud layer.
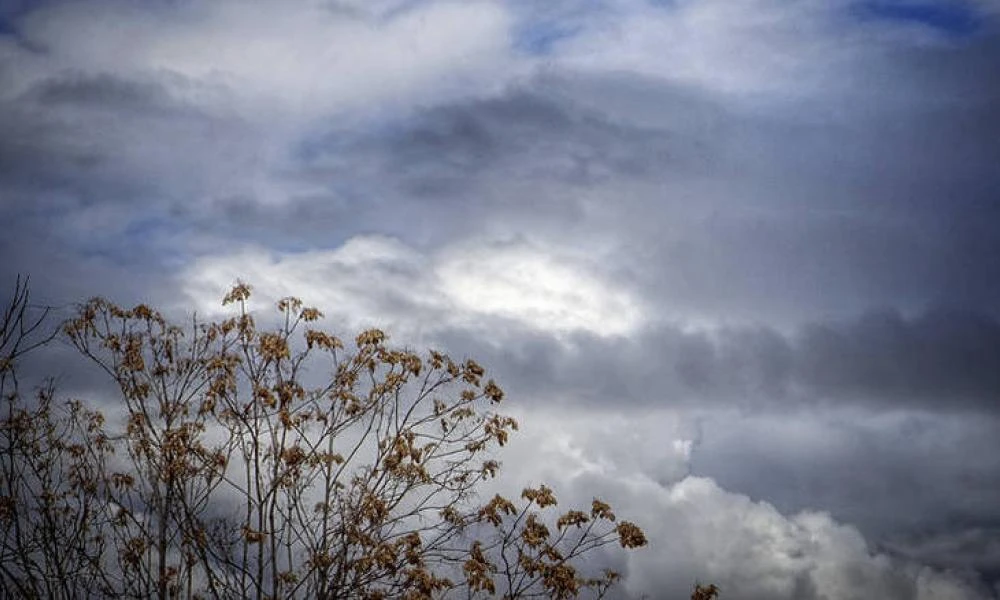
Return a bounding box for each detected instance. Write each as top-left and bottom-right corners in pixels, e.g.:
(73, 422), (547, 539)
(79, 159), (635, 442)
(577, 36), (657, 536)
(435, 305), (1000, 413)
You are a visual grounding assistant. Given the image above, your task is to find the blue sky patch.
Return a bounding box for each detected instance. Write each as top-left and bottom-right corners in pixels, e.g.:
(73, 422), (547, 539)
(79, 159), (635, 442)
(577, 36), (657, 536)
(853, 1), (982, 36)
(513, 20), (580, 55)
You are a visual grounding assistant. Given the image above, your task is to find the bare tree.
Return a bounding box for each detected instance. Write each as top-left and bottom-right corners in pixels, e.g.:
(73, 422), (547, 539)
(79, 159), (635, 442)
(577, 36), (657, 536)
(2, 281), (648, 599)
(0, 275), (54, 394)
(691, 583), (720, 600)
(0, 276), (111, 598)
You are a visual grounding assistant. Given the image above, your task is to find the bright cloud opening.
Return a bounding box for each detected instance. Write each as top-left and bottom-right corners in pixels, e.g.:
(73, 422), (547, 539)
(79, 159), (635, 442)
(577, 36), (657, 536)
(437, 241), (643, 337)
(179, 235), (645, 339)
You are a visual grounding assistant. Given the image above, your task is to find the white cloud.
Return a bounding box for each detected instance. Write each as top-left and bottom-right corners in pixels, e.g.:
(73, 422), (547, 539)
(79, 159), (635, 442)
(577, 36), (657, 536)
(493, 407), (991, 599)
(14, 0), (520, 118)
(179, 234), (646, 339)
(544, 0), (974, 100)
(545, 0), (844, 96)
(497, 407), (697, 489)
(436, 239), (644, 337)
(178, 235), (440, 332)
(624, 476), (987, 599)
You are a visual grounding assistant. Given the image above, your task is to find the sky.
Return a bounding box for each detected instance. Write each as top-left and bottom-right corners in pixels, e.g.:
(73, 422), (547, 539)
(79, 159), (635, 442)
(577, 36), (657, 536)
(1, 0), (999, 598)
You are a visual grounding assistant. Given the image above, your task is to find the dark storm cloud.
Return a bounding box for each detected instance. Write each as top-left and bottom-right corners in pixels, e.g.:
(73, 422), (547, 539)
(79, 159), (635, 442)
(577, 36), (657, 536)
(432, 305), (1000, 412)
(0, 68), (255, 310)
(302, 75), (728, 185)
(285, 59), (1000, 322)
(2, 3), (996, 316)
(796, 307), (1000, 406)
(285, 87), (690, 244)
(0, 72), (230, 225)
(27, 72), (175, 111)
(236, 87), (679, 252)
(384, 91), (680, 183)
(695, 409), (1000, 531)
(7, 52), (997, 325)
(0, 102), (111, 189)
(887, 527), (1000, 586)
(689, 407), (1000, 589)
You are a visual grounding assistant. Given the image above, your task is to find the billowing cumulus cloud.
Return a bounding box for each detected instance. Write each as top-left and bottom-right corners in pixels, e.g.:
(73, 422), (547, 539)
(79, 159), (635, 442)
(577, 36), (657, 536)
(498, 407), (994, 599)
(621, 477), (989, 600)
(2, 0), (1000, 596)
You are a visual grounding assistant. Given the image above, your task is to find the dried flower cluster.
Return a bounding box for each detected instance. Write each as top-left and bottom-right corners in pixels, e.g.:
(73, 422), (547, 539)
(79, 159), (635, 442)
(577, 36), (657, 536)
(0, 280), (652, 600)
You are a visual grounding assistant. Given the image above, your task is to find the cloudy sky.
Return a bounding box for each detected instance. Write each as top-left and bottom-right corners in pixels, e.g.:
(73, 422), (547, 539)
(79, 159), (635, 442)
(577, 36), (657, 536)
(2, 0), (999, 597)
